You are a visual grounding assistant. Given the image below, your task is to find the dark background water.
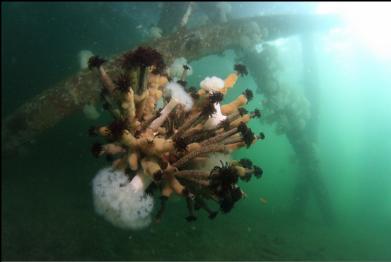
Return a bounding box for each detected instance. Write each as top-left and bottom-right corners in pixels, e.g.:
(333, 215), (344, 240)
(2, 2), (391, 260)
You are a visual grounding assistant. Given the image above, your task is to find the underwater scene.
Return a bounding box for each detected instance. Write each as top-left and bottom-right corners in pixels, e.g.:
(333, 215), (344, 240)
(2, 2), (391, 261)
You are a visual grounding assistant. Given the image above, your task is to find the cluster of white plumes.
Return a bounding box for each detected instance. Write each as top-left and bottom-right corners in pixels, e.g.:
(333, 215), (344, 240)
(78, 50), (94, 70)
(200, 76), (227, 129)
(92, 167), (154, 230)
(78, 50), (102, 120)
(168, 57), (193, 80)
(200, 76), (224, 92)
(204, 102), (226, 129)
(165, 81), (194, 111)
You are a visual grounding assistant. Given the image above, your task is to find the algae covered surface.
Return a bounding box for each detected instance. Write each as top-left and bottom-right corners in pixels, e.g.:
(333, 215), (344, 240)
(2, 2), (391, 260)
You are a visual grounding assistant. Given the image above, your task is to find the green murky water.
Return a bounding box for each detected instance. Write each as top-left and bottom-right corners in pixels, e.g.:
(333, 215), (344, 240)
(2, 2), (391, 260)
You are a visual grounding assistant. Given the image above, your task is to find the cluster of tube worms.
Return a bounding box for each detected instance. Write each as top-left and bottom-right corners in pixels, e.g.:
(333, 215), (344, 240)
(88, 46), (265, 222)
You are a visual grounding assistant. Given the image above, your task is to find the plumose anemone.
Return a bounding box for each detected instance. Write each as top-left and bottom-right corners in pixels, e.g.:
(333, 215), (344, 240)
(93, 167), (154, 230)
(88, 47), (265, 230)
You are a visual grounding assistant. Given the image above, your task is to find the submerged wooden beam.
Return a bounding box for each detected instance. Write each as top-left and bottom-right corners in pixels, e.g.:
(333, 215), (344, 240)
(1, 14), (341, 155)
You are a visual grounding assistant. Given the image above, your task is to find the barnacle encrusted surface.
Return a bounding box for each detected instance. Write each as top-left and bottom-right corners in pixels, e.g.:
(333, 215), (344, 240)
(89, 46), (265, 224)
